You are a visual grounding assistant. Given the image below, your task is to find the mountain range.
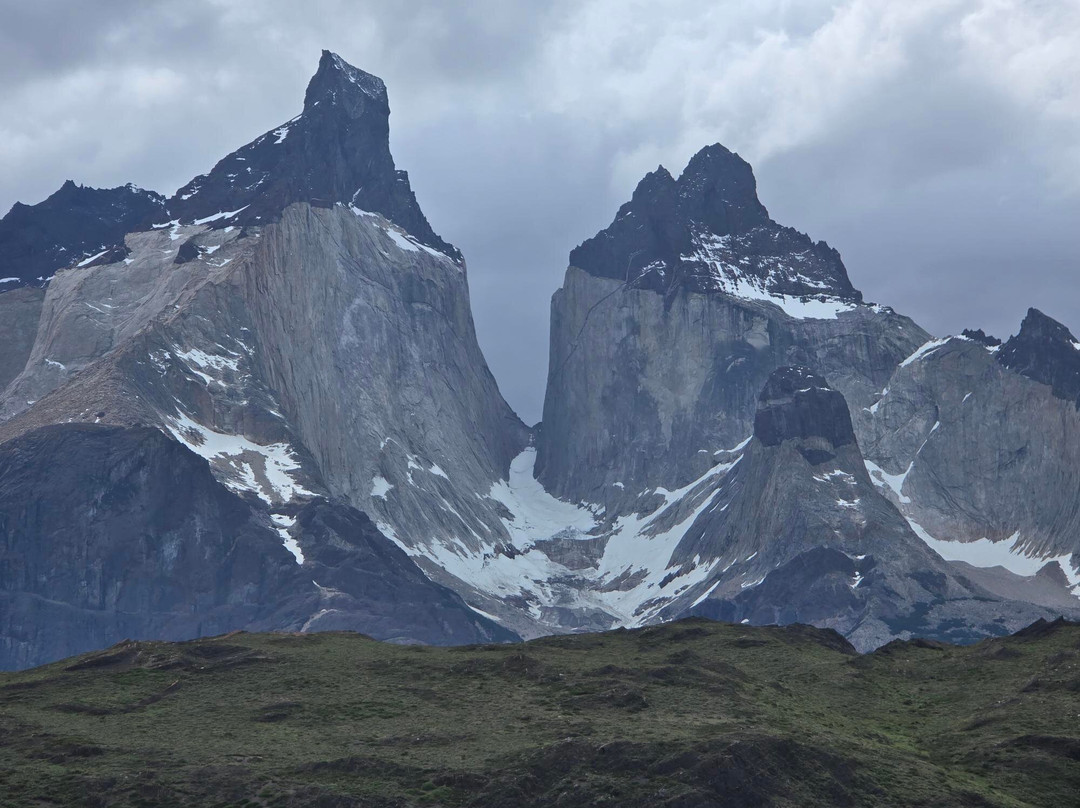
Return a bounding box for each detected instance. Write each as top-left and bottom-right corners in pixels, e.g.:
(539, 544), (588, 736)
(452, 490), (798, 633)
(1, 51), (1078, 670)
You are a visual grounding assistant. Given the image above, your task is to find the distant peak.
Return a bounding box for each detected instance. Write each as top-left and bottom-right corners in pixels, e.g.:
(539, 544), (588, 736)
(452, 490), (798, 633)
(304, 50), (388, 114)
(568, 143), (857, 302)
(1015, 307), (1077, 344)
(676, 143), (768, 223)
(998, 307), (1080, 406)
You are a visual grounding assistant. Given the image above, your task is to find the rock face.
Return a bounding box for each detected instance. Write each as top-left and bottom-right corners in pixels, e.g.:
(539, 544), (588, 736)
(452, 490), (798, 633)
(0, 286), (44, 392)
(860, 313), (1080, 573)
(753, 366), (856, 450)
(0, 424), (512, 669)
(536, 146), (928, 502)
(0, 52), (526, 670)
(654, 367), (1073, 651)
(0, 181), (166, 287)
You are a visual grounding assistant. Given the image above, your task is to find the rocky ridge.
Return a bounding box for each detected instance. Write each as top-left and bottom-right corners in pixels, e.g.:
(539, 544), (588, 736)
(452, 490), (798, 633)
(1, 53), (1079, 667)
(0, 52), (526, 669)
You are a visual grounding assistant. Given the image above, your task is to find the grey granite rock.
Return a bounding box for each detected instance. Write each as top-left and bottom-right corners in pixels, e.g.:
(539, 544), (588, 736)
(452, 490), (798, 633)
(658, 367), (1079, 651)
(536, 265), (927, 504)
(0, 286), (44, 393)
(860, 326), (1080, 565)
(0, 423), (515, 670)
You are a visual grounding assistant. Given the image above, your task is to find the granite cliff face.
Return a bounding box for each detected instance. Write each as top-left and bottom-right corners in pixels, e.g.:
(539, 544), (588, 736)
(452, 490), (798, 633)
(536, 145), (928, 502)
(0, 52), (524, 669)
(859, 310), (1080, 584)
(2, 53), (1079, 666)
(655, 367), (1071, 651)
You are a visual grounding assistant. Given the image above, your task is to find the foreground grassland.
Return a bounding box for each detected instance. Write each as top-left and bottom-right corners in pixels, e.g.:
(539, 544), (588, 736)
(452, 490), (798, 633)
(0, 618), (1077, 807)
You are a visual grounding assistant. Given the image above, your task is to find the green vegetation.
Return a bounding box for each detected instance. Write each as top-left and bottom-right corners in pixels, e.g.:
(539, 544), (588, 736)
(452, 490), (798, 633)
(1, 618), (1077, 807)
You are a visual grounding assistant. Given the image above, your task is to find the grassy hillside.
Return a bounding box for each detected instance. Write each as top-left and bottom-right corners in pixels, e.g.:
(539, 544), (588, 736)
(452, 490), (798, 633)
(0, 618), (1077, 807)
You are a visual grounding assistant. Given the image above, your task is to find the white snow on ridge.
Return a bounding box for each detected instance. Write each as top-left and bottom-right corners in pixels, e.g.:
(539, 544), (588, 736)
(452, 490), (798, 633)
(193, 206), (249, 226)
(165, 411), (312, 504)
(907, 520), (1080, 597)
(899, 338), (952, 368)
(682, 233), (858, 320)
(76, 249), (108, 268)
(348, 204), (455, 264)
(271, 514), (304, 564)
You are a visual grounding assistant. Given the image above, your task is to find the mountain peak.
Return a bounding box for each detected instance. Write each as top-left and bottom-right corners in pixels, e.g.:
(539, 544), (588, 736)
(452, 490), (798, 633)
(676, 143), (769, 227)
(568, 144), (859, 303)
(303, 50), (388, 114)
(0, 182), (166, 287)
(998, 308), (1080, 406)
(165, 51), (458, 258)
(1015, 307), (1077, 344)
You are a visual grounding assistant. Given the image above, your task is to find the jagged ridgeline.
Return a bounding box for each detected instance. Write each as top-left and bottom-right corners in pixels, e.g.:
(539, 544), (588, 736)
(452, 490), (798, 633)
(1, 52), (1079, 671)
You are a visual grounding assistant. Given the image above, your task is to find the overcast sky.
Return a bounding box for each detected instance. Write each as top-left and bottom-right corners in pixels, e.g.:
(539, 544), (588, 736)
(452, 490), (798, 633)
(2, 0), (1078, 422)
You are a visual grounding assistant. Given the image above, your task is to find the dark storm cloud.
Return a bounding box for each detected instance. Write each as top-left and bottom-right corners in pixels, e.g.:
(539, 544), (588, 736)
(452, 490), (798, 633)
(1, 0), (1078, 422)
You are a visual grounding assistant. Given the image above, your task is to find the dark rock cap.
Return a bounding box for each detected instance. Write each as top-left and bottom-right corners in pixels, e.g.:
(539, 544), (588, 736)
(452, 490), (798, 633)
(754, 366), (856, 449)
(998, 308), (1080, 407)
(167, 50), (458, 258)
(568, 143), (859, 301)
(0, 183), (166, 287)
(961, 328), (1001, 347)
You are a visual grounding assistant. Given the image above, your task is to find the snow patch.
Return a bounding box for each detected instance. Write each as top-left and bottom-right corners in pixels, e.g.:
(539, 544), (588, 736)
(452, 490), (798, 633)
(899, 338), (951, 368)
(76, 249), (108, 268)
(908, 520), (1080, 596)
(271, 514), (304, 564)
(192, 206), (249, 225)
(864, 458), (913, 504)
(371, 476), (393, 499)
(165, 411), (312, 504)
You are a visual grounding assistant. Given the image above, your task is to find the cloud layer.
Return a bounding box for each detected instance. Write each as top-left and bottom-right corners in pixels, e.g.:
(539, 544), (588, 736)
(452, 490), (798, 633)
(2, 0), (1078, 421)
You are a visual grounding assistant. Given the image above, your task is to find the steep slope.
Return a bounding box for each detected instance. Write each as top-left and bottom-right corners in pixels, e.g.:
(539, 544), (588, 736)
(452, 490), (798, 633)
(859, 310), (1080, 590)
(536, 145), (928, 502)
(167, 51), (457, 258)
(0, 52), (525, 669)
(656, 367), (1074, 650)
(0, 181), (167, 288)
(0, 423), (513, 670)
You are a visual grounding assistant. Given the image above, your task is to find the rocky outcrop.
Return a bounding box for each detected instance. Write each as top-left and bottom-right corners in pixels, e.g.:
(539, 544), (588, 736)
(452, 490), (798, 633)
(536, 147), (928, 502)
(0, 423), (514, 669)
(860, 318), (1080, 573)
(660, 367), (1078, 651)
(0, 181), (166, 288)
(998, 307), (1080, 407)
